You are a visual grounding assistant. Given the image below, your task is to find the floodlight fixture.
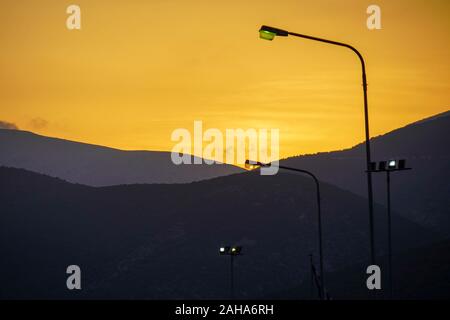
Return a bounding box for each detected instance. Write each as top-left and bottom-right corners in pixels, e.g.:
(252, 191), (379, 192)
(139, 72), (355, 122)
(230, 246), (242, 255)
(388, 160), (397, 169)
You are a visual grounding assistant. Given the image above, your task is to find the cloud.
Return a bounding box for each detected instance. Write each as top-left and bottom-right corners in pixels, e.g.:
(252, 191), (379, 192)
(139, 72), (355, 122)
(0, 120), (18, 130)
(29, 118), (48, 130)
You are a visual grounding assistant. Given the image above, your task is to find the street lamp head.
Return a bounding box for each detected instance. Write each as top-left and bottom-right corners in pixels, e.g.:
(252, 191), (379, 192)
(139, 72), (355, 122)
(245, 159), (271, 170)
(219, 246), (230, 255)
(259, 25), (289, 40)
(259, 30), (276, 41)
(245, 159), (261, 170)
(398, 159), (406, 170)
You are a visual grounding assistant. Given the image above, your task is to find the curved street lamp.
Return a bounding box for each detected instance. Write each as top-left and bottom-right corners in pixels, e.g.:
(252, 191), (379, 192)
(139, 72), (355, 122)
(246, 160), (326, 299)
(258, 25), (376, 265)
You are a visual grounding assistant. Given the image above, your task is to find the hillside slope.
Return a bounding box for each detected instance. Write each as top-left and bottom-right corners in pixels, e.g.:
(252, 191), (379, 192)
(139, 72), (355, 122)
(0, 167), (436, 299)
(283, 111), (450, 235)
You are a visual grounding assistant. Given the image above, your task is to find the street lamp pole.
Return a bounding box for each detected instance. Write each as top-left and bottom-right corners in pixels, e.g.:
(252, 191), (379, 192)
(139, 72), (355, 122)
(246, 160), (325, 299)
(279, 164), (325, 300)
(259, 25), (376, 265)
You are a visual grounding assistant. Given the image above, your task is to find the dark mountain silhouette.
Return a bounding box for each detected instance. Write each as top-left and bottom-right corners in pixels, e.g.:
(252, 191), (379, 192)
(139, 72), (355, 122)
(0, 167), (437, 299)
(1, 112), (448, 299)
(0, 129), (243, 186)
(274, 239), (450, 299)
(282, 110), (450, 236)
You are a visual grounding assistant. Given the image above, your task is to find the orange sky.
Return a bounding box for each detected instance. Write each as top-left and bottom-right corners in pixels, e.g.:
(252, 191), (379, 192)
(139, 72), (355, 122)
(0, 0), (449, 162)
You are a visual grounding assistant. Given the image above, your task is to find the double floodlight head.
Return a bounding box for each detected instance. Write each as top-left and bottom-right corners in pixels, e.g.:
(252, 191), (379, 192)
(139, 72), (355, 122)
(219, 246), (242, 256)
(259, 25), (289, 41)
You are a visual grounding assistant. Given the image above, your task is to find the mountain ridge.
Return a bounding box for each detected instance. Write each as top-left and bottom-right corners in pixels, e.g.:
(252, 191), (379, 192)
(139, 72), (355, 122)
(0, 129), (244, 186)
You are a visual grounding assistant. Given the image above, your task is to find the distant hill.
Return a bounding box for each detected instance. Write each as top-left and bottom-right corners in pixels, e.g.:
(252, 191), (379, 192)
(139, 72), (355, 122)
(282, 110), (450, 236)
(0, 167), (436, 299)
(0, 129), (244, 186)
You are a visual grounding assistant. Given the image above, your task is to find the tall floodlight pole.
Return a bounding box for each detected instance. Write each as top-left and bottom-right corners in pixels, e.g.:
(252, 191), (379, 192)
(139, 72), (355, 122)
(386, 170), (392, 297)
(259, 25), (376, 265)
(369, 159), (411, 298)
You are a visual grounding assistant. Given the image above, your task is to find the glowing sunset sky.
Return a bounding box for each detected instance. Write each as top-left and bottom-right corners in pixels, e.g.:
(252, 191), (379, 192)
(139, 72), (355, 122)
(0, 0), (449, 161)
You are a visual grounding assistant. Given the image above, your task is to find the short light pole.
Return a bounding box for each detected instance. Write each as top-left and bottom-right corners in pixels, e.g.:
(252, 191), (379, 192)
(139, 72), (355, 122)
(246, 160), (326, 299)
(258, 25), (376, 266)
(369, 159), (411, 298)
(219, 246), (242, 299)
(309, 253), (323, 300)
(309, 253), (314, 299)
